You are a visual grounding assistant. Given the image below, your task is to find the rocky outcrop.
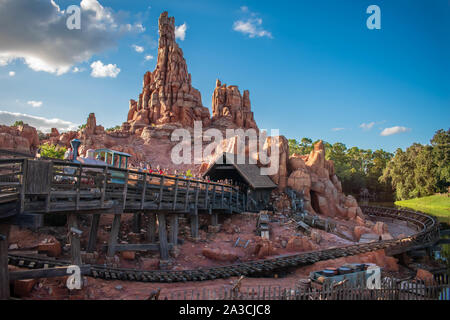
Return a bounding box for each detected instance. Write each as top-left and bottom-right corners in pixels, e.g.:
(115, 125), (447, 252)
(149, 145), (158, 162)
(0, 124), (39, 154)
(284, 140), (364, 222)
(262, 136), (289, 191)
(127, 12), (211, 130)
(211, 80), (258, 130)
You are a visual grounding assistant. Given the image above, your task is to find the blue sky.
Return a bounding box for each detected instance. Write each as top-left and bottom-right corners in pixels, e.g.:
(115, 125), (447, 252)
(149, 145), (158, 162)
(0, 0), (448, 153)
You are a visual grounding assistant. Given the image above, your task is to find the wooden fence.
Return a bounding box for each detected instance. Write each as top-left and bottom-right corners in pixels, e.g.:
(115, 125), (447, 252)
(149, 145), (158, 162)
(155, 275), (449, 300)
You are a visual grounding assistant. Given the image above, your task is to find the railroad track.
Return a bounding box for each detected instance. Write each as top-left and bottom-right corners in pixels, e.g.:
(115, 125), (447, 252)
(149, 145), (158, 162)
(7, 206), (441, 283)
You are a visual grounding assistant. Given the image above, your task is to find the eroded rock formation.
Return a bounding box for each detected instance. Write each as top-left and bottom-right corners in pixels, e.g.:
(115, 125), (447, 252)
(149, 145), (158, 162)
(127, 12), (211, 129)
(211, 80), (258, 130)
(286, 140), (364, 221)
(0, 124), (39, 154)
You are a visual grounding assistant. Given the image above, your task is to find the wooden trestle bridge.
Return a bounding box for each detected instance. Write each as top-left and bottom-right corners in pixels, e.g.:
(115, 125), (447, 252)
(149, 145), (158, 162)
(0, 157), (247, 262)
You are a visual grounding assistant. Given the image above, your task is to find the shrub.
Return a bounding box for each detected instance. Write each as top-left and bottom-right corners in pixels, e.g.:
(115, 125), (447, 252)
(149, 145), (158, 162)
(39, 143), (67, 159)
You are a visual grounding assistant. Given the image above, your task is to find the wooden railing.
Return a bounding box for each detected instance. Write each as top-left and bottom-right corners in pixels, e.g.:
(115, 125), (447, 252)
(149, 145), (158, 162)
(1, 159), (246, 215)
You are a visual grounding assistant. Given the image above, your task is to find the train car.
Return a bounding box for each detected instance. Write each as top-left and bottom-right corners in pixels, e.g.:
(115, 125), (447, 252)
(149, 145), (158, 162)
(309, 263), (381, 290)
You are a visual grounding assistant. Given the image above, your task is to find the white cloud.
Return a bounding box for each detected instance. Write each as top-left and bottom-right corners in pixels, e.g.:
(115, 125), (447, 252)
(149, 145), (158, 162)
(0, 110), (78, 133)
(132, 44), (144, 53)
(240, 6), (249, 13)
(175, 23), (187, 41)
(359, 122), (375, 130)
(90, 60), (120, 78)
(72, 67), (85, 73)
(380, 126), (411, 136)
(332, 128), (345, 131)
(144, 55), (154, 61)
(0, 0), (144, 75)
(27, 100), (43, 108)
(8, 71), (15, 77)
(233, 8), (272, 39)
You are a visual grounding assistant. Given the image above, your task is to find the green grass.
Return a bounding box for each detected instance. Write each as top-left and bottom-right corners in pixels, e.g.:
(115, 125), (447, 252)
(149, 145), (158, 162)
(395, 194), (450, 218)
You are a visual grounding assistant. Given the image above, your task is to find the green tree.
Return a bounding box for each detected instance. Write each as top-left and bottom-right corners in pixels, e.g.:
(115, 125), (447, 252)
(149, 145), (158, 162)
(12, 120), (25, 127)
(39, 143), (67, 159)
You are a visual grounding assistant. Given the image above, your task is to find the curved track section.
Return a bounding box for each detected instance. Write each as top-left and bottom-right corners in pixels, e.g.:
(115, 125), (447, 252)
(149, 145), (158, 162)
(8, 206), (440, 283)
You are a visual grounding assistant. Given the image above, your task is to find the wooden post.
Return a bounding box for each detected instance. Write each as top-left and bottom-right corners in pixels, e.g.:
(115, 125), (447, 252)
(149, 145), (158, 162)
(184, 180), (191, 211)
(221, 185), (225, 208)
(75, 164), (82, 211)
(204, 183), (210, 208)
(190, 209), (199, 239)
(157, 213), (169, 260)
(158, 176), (165, 210)
(122, 170), (129, 210)
(0, 223), (11, 300)
(211, 210), (219, 226)
(107, 209), (122, 257)
(87, 213), (100, 253)
(147, 213), (156, 243)
(169, 214), (178, 246)
(132, 212), (141, 233)
(140, 172), (147, 210)
(68, 213), (82, 265)
(100, 166), (108, 209)
(172, 178), (179, 210)
(212, 185), (217, 209)
(19, 159), (27, 214)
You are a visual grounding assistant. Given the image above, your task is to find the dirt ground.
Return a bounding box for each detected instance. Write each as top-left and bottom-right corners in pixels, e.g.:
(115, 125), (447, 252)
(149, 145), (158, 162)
(7, 211), (418, 300)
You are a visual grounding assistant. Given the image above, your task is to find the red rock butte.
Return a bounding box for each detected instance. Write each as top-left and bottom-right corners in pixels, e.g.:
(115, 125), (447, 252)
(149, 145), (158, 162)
(126, 12), (257, 131)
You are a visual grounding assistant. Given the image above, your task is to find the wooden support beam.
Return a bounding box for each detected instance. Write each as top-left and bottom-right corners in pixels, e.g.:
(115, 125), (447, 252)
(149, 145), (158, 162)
(221, 185), (225, 208)
(211, 210), (219, 226)
(194, 181), (200, 210)
(172, 178), (179, 211)
(157, 213), (169, 260)
(169, 214), (178, 246)
(19, 159), (27, 214)
(229, 188), (233, 213)
(184, 180), (191, 211)
(68, 213), (82, 265)
(105, 243), (174, 252)
(204, 183), (209, 208)
(132, 212), (141, 233)
(100, 166), (108, 209)
(122, 171), (129, 210)
(147, 212), (156, 242)
(0, 223), (11, 300)
(87, 213), (100, 253)
(190, 209), (199, 239)
(158, 176), (165, 210)
(75, 164), (82, 211)
(212, 185), (216, 209)
(107, 210), (122, 257)
(9, 265), (91, 281)
(140, 172), (147, 210)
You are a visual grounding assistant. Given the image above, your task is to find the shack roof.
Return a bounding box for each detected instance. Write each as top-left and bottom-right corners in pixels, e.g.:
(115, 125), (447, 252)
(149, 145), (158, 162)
(203, 153), (277, 190)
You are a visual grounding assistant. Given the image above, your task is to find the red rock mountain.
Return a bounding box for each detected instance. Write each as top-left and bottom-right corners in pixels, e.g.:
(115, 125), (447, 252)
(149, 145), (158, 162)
(127, 12), (211, 129)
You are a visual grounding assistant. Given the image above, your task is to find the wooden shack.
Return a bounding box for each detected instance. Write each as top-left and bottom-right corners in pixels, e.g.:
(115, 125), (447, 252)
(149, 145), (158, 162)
(203, 153), (277, 212)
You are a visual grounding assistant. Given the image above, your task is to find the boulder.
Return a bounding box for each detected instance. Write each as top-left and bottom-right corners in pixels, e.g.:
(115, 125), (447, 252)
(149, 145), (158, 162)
(354, 226), (372, 241)
(416, 269), (434, 284)
(202, 248), (238, 262)
(373, 222), (388, 235)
